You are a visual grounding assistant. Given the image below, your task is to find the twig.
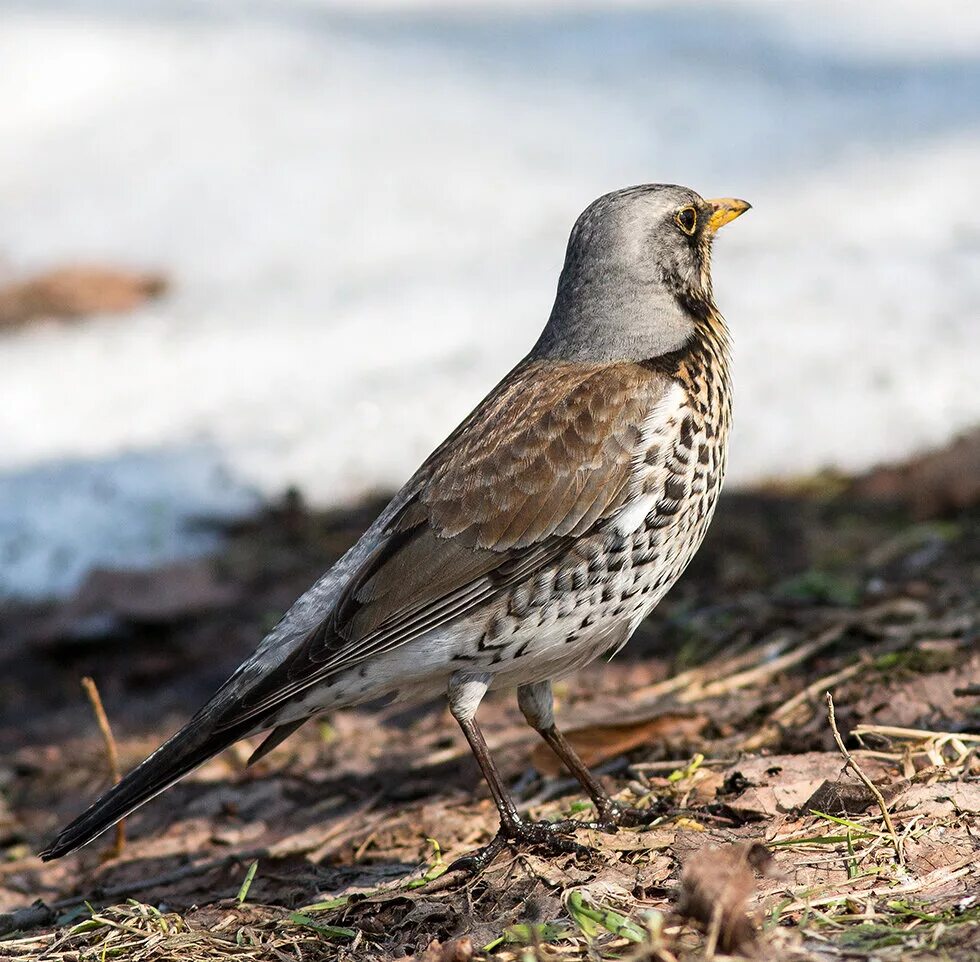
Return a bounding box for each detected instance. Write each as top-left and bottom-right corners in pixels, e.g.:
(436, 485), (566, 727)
(703, 897), (722, 959)
(772, 659), (866, 726)
(852, 723), (980, 744)
(81, 676), (125, 860)
(741, 656), (867, 751)
(679, 624), (846, 703)
(825, 692), (903, 866)
(627, 634), (795, 704)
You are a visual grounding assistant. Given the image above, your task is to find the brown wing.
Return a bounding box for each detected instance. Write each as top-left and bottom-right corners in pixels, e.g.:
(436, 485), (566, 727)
(224, 359), (669, 727)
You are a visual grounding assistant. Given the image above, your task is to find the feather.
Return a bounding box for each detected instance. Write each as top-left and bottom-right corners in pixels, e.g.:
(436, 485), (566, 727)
(247, 719), (307, 765)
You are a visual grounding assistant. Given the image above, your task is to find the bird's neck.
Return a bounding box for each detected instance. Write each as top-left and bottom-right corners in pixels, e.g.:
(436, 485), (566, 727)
(535, 271), (725, 367)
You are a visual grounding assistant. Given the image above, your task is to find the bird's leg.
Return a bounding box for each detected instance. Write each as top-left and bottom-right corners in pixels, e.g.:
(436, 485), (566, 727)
(445, 672), (590, 874)
(518, 681), (663, 829)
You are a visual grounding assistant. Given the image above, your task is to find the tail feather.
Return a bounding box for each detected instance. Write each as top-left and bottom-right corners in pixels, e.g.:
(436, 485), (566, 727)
(246, 719), (307, 766)
(39, 712), (259, 860)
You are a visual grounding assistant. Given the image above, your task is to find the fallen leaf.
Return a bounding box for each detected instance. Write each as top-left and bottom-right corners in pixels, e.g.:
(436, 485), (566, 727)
(801, 777), (909, 818)
(725, 787), (784, 819)
(519, 854), (594, 887)
(686, 768), (727, 804)
(587, 829), (676, 854)
(717, 752), (896, 820)
(900, 781), (980, 817)
(439, 938), (475, 962)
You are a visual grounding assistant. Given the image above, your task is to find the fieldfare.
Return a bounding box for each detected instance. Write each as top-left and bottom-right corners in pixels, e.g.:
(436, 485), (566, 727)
(43, 184), (750, 869)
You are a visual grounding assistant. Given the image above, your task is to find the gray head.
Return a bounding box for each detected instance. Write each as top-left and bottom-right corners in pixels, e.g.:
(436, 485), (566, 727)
(534, 184), (750, 363)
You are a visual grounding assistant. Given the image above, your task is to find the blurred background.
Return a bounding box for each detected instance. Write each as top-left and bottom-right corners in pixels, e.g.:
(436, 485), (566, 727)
(1, 0), (979, 600)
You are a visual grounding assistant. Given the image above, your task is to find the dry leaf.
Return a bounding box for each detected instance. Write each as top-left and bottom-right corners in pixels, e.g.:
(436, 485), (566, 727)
(405, 937), (473, 962)
(589, 829), (676, 854)
(802, 777), (909, 818)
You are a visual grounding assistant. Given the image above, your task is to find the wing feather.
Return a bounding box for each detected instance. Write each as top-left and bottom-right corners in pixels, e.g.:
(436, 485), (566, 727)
(217, 359), (670, 729)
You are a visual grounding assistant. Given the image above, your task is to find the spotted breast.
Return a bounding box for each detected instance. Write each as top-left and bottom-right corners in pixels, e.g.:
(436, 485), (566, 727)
(459, 310), (733, 688)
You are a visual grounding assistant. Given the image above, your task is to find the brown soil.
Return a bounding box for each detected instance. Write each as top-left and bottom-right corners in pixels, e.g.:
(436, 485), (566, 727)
(0, 483), (977, 961)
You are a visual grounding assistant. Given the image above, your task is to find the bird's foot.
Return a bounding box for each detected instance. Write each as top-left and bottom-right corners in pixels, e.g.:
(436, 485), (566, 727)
(446, 816), (591, 875)
(591, 796), (667, 831)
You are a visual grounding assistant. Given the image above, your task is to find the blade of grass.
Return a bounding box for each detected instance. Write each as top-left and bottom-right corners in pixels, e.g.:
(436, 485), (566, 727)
(288, 913), (358, 939)
(236, 860), (259, 904)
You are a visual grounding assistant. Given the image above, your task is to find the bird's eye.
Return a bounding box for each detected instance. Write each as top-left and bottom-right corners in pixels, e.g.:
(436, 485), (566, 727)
(675, 206), (698, 235)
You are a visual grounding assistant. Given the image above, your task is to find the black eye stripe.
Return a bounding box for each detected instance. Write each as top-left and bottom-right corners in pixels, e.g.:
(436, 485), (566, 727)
(675, 207), (697, 235)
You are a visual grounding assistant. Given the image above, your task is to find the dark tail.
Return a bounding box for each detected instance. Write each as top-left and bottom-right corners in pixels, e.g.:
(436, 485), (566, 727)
(40, 710), (259, 860)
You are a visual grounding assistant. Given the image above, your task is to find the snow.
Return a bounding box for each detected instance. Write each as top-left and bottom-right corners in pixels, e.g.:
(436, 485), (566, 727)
(1, 0), (979, 598)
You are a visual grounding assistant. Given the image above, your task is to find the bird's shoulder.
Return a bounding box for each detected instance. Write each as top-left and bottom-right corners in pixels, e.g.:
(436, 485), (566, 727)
(402, 357), (677, 551)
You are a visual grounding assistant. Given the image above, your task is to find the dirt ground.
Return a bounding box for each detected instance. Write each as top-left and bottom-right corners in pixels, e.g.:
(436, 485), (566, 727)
(0, 473), (978, 961)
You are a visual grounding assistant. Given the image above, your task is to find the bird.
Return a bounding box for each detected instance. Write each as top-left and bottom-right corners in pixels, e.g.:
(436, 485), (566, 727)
(41, 184), (749, 870)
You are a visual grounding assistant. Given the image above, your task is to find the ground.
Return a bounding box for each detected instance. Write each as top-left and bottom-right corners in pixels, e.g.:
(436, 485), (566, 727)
(0, 477), (978, 961)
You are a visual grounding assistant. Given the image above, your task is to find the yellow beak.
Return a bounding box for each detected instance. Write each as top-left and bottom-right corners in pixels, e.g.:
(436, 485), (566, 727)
(706, 197), (751, 233)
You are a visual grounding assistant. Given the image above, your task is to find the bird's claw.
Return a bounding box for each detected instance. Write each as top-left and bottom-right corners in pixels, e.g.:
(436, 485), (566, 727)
(446, 817), (591, 875)
(445, 833), (510, 876)
(600, 802), (664, 828)
(443, 798), (665, 876)
(593, 798), (666, 830)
